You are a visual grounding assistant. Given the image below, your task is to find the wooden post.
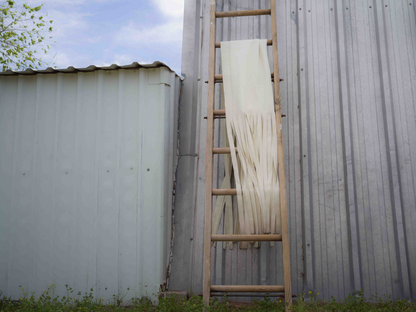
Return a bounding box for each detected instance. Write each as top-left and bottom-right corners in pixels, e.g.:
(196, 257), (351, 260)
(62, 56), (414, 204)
(270, 0), (292, 310)
(203, 0), (217, 306)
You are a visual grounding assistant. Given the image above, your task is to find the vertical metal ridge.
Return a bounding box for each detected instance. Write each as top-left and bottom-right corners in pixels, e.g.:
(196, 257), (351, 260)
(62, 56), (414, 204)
(334, 0), (356, 297)
(116, 70), (123, 295)
(350, 0), (367, 294)
(368, 0), (388, 296)
(51, 74), (63, 290)
(72, 73), (82, 292)
(388, 0), (408, 297)
(345, 0), (364, 293)
(50, 74), (61, 290)
(94, 71), (103, 297)
(373, 0), (403, 298)
(135, 69), (141, 296)
(401, 0), (416, 299)
(333, 0), (348, 298)
(3, 76), (20, 297)
(297, 0), (312, 294)
(391, 0), (415, 299)
(373, 0), (395, 297)
(31, 75), (42, 293)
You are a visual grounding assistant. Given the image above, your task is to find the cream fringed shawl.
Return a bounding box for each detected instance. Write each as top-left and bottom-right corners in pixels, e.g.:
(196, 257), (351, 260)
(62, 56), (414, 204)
(217, 39), (281, 241)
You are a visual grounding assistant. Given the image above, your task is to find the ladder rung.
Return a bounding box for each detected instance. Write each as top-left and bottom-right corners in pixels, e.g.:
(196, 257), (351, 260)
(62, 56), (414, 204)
(215, 39), (272, 48)
(214, 73), (274, 82)
(211, 285), (284, 293)
(212, 234), (282, 241)
(212, 189), (236, 195)
(211, 110), (285, 118)
(213, 147), (237, 154)
(216, 9), (271, 18)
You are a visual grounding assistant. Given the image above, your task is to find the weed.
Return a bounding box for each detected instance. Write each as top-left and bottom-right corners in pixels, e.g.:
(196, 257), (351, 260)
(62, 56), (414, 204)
(1, 286), (416, 311)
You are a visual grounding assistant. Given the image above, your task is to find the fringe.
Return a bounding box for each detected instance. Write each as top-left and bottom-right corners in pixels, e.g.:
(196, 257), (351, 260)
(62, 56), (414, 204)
(226, 110), (281, 238)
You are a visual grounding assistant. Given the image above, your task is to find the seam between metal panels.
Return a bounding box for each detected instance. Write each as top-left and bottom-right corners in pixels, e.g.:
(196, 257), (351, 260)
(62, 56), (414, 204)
(334, 0), (353, 298)
(373, 0), (391, 296)
(361, 3), (375, 295)
(306, 0), (317, 290)
(30, 77), (41, 290)
(116, 71), (122, 296)
(338, 0), (356, 295)
(6, 78), (21, 296)
(94, 72), (103, 297)
(404, 0), (416, 299)
(188, 0), (205, 295)
(323, 1), (331, 297)
(374, 0), (403, 298)
(388, 0), (414, 299)
(302, 0), (315, 292)
(348, 0), (364, 292)
(166, 80), (183, 290)
(392, 0), (415, 299)
(332, 0), (343, 296)
(296, 0), (308, 294)
(370, 1), (388, 295)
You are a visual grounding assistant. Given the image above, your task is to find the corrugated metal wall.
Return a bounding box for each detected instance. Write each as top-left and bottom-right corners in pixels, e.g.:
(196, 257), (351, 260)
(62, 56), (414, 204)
(0, 67), (181, 300)
(170, 0), (416, 301)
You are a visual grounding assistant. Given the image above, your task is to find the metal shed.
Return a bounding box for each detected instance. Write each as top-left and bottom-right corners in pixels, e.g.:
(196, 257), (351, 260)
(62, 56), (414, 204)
(170, 0), (416, 301)
(0, 62), (182, 301)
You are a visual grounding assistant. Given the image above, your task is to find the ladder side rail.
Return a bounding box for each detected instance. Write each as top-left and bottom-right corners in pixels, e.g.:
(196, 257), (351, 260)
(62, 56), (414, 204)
(270, 0), (292, 310)
(202, 0), (218, 306)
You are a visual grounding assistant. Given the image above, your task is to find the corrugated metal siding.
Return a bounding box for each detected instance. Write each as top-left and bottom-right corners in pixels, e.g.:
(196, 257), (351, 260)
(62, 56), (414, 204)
(170, 0), (416, 301)
(0, 67), (181, 300)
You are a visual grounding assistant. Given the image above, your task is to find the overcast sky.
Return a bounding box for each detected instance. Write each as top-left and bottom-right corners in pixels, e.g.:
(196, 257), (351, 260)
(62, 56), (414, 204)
(16, 0), (185, 74)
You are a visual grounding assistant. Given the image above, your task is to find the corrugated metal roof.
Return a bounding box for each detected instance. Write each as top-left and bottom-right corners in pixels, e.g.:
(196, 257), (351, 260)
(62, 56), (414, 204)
(171, 0), (416, 302)
(0, 61), (182, 77)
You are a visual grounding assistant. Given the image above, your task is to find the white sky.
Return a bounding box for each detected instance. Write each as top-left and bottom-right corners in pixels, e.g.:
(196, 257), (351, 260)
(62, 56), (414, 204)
(14, 0), (185, 74)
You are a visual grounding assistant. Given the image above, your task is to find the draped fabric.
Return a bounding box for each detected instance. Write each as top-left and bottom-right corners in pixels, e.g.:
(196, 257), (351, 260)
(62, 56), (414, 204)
(215, 39), (281, 243)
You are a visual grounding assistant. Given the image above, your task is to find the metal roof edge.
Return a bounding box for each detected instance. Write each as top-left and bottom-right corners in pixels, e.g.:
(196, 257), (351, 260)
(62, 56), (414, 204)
(0, 61), (184, 80)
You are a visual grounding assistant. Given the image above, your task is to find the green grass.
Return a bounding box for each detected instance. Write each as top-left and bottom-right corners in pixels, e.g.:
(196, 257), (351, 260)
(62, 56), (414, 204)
(1, 285), (416, 311)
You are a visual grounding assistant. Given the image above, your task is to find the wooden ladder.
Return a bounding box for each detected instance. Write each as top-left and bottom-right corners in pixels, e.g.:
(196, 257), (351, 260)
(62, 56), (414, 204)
(203, 0), (292, 310)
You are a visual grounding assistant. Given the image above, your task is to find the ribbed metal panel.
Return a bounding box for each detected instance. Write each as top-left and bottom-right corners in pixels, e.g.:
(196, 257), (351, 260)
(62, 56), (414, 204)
(0, 67), (181, 300)
(170, 0), (416, 301)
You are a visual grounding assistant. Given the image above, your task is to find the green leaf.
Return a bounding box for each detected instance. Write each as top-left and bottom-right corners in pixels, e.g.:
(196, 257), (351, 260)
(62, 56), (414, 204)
(0, 2), (54, 71)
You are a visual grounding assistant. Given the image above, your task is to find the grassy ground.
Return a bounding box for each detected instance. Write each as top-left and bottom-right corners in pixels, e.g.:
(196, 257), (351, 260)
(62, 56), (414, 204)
(1, 286), (416, 311)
